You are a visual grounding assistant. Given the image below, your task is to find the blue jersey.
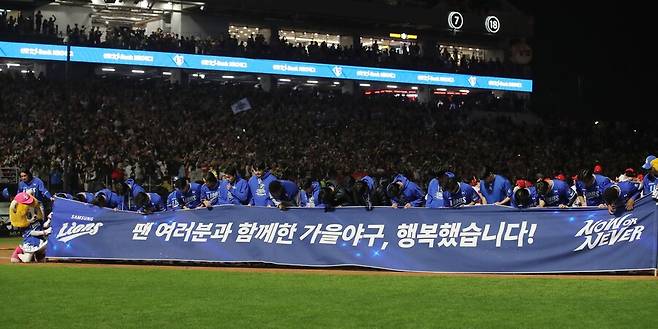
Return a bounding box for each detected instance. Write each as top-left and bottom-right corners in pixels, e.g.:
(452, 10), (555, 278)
(22, 220), (47, 247)
(94, 188), (124, 209)
(219, 177), (250, 205)
(540, 180), (577, 207)
(166, 191), (180, 210)
(479, 174), (513, 204)
(511, 187), (539, 208)
(443, 182), (481, 208)
(642, 174), (657, 198)
(270, 180), (301, 206)
(55, 193), (74, 200)
(575, 174), (612, 206)
(18, 177), (52, 202)
(140, 193), (165, 212)
(200, 182), (221, 206)
(125, 179), (145, 197)
(389, 174), (425, 207)
(167, 182), (202, 209)
(123, 179), (146, 211)
(248, 171), (277, 206)
(425, 178), (444, 208)
(609, 181), (641, 207)
(76, 192), (94, 203)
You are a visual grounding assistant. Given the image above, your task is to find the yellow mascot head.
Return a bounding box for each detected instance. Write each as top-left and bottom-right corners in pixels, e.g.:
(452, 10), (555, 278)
(9, 192), (44, 229)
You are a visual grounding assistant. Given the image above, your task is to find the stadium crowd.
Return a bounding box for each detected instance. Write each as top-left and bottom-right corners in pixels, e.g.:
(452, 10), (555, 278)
(0, 72), (656, 214)
(1, 10), (529, 78)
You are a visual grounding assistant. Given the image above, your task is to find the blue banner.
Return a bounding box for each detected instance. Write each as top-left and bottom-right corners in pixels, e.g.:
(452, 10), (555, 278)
(0, 41), (532, 92)
(68, 46), (532, 92)
(46, 197), (657, 273)
(0, 41), (69, 61)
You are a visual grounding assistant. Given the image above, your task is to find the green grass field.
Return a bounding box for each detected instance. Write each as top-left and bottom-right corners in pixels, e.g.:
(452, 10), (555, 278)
(1, 237), (658, 329)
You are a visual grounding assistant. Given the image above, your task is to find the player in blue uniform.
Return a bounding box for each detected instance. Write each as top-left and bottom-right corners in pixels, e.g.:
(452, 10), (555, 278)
(387, 174), (425, 208)
(603, 181), (641, 215)
(575, 168), (612, 207)
(442, 172), (482, 208)
(536, 176), (576, 208)
(478, 167), (513, 205)
(248, 162), (277, 206)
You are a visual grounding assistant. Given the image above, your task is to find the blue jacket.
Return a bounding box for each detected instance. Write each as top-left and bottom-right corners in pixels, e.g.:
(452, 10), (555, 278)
(270, 180), (300, 207)
(94, 188), (124, 209)
(138, 193), (165, 212)
(248, 171), (277, 206)
(479, 174), (513, 204)
(18, 177), (52, 202)
(219, 177), (250, 205)
(425, 178), (444, 208)
(388, 174), (424, 207)
(575, 174), (612, 206)
(76, 192), (95, 203)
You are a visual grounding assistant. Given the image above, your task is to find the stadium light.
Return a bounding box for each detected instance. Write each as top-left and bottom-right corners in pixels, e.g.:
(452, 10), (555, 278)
(307, 80), (318, 84)
(594, 121), (599, 125)
(162, 72), (172, 76)
(436, 88), (447, 91)
(101, 68), (116, 72)
(20, 70), (30, 74)
(6, 63), (20, 67)
(411, 86), (418, 90)
(131, 69), (145, 74)
(359, 83), (371, 87)
(333, 81), (340, 85)
(278, 78), (291, 82)
(222, 75), (235, 79)
(458, 89), (470, 93)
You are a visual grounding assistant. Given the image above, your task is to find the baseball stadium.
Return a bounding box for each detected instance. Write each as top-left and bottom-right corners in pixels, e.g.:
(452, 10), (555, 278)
(1, 1), (657, 328)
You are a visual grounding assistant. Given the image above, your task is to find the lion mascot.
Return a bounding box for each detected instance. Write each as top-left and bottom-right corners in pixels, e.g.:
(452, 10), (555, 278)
(9, 192), (51, 263)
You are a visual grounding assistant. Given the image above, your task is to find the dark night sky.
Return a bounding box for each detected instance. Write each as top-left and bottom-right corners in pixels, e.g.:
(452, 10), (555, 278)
(512, 2), (649, 119)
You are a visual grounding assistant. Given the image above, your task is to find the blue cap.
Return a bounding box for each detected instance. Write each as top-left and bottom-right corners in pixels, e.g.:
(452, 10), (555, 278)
(1, 188), (8, 200)
(642, 155), (656, 170)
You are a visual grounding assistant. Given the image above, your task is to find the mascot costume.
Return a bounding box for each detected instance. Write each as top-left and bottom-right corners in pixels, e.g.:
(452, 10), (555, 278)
(9, 192), (51, 263)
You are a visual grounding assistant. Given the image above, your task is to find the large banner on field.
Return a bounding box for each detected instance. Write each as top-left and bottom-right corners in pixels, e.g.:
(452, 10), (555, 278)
(47, 197), (658, 273)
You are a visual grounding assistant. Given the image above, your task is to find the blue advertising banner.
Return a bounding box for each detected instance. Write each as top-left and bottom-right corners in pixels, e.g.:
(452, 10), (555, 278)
(68, 46), (533, 92)
(0, 41), (69, 62)
(0, 41), (533, 92)
(47, 197), (657, 273)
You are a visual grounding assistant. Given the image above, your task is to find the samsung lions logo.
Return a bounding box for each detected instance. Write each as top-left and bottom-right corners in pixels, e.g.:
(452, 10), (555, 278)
(332, 66), (343, 77)
(468, 76), (477, 87)
(173, 54), (185, 67)
(56, 222), (104, 243)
